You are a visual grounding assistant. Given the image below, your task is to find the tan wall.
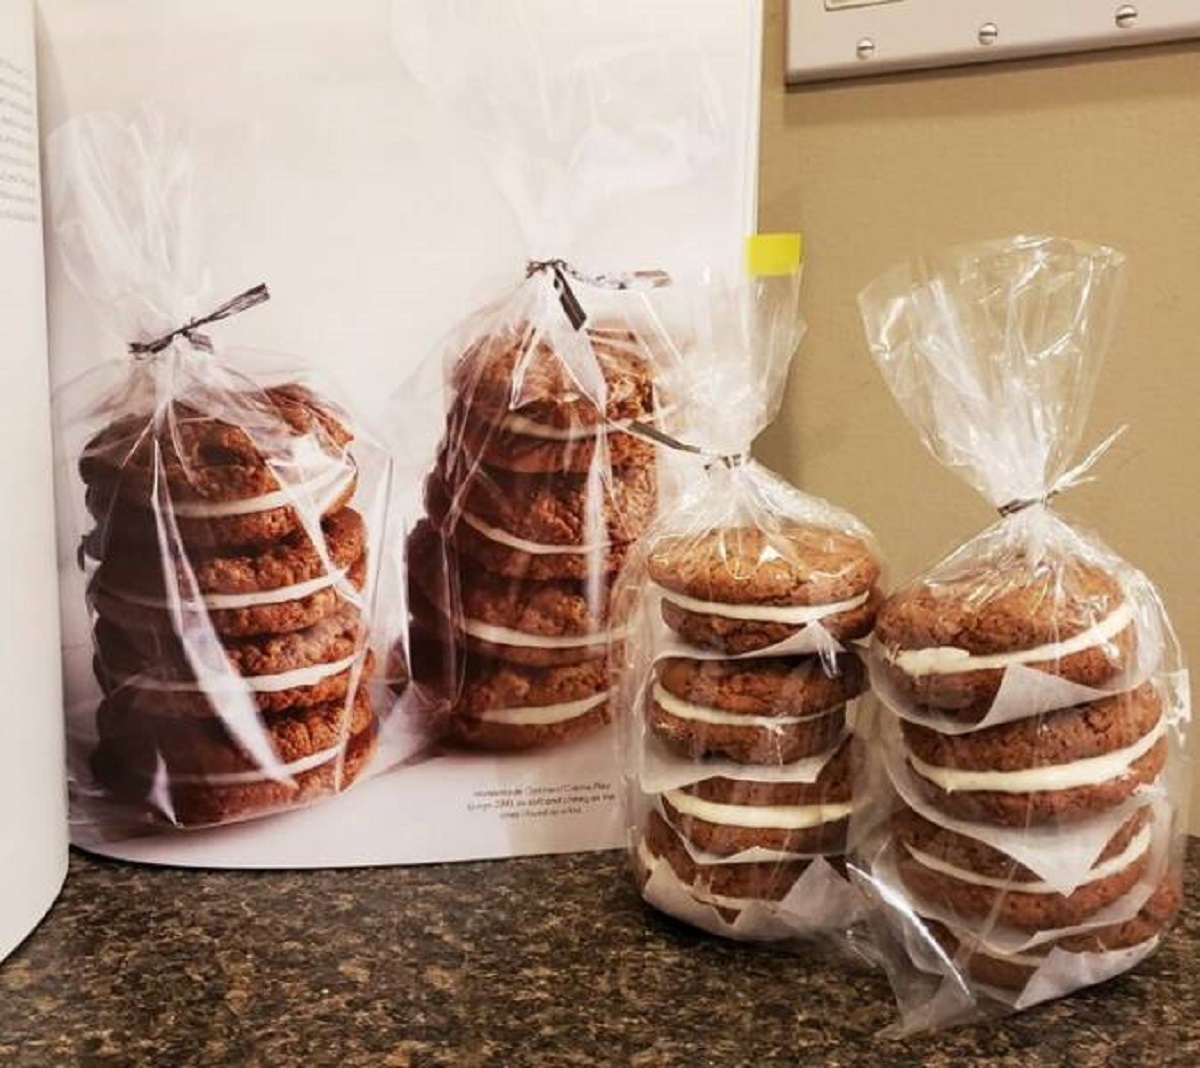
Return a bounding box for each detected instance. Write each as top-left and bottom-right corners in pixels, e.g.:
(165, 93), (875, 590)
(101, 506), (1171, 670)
(756, 0), (1200, 828)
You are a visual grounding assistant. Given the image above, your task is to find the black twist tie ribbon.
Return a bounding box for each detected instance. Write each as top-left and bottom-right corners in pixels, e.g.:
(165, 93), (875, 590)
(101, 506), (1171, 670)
(994, 427), (1127, 519)
(628, 419), (748, 471)
(526, 259), (672, 333)
(527, 259), (588, 331)
(128, 283), (271, 357)
(997, 492), (1058, 517)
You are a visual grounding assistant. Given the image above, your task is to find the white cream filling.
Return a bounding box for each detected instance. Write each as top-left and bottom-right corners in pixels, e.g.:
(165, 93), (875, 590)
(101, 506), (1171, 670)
(460, 511), (605, 556)
(166, 744), (344, 786)
(654, 584), (869, 625)
(462, 618), (624, 650)
(170, 461), (354, 518)
(909, 717), (1165, 794)
(905, 824), (1152, 894)
(652, 682), (835, 730)
(663, 789), (853, 831)
(478, 692), (608, 726)
(995, 948), (1049, 966)
(124, 653), (361, 695)
(887, 602), (1135, 677)
(501, 413), (631, 441)
(105, 569), (348, 611)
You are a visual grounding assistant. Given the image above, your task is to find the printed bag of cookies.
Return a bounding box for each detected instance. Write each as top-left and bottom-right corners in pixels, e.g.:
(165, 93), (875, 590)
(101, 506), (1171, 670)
(385, 10), (717, 758)
(613, 235), (887, 943)
(50, 114), (391, 838)
(853, 235), (1191, 1030)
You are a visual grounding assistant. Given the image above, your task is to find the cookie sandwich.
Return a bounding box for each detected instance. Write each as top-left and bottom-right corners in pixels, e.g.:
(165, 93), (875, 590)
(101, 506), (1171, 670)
(872, 556), (1170, 988)
(647, 525), (882, 656)
(444, 323), (656, 475)
(921, 876), (1180, 993)
(657, 736), (859, 859)
(633, 808), (827, 927)
(648, 654), (862, 766)
(635, 517), (882, 935)
(874, 556), (1135, 720)
(406, 626), (611, 751)
(899, 683), (1166, 827)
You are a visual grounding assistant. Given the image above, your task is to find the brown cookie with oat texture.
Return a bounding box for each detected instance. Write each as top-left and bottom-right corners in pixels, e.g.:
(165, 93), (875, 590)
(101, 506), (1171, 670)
(648, 525), (882, 655)
(923, 875), (1179, 991)
(874, 557), (1135, 718)
(94, 605), (372, 718)
(894, 806), (1154, 930)
(642, 808), (813, 903)
(81, 383), (357, 551)
(648, 654), (861, 765)
(446, 323), (656, 475)
(92, 714), (377, 829)
(659, 736), (859, 857)
(95, 686), (374, 779)
(407, 630), (611, 750)
(425, 457), (654, 581)
(406, 519), (614, 668)
(901, 684), (1165, 826)
(88, 508), (367, 638)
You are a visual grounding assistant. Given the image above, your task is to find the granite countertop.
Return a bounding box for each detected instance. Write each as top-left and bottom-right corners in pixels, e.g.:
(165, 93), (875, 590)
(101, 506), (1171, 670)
(1, 845), (1197, 1066)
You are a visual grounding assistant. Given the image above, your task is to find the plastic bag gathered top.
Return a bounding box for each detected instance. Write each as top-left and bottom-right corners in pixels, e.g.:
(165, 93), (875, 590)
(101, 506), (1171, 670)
(52, 114), (389, 837)
(854, 235), (1190, 1030)
(612, 235), (887, 942)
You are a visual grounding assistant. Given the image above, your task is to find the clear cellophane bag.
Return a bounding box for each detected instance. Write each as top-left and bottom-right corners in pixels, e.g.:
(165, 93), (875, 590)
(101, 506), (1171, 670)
(611, 239), (888, 944)
(853, 235), (1190, 1031)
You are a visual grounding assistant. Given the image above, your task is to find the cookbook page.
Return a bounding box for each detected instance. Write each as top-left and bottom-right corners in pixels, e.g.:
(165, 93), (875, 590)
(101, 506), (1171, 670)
(0, 0), (67, 961)
(37, 0), (759, 868)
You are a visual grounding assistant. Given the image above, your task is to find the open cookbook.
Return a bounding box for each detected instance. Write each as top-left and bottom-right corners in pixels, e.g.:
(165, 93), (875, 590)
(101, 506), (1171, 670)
(1, 0), (763, 960)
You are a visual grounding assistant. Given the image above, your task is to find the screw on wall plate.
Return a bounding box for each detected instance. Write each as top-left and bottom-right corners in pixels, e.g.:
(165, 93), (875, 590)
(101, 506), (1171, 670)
(855, 37), (875, 60)
(1115, 5), (1138, 29)
(978, 22), (999, 47)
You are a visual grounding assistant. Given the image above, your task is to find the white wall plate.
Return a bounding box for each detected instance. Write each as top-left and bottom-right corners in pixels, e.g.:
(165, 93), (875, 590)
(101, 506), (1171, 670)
(787, 0), (1200, 84)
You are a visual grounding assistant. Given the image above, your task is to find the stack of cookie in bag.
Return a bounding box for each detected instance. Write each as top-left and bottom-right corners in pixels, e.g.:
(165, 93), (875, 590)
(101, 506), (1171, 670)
(874, 546), (1175, 992)
(855, 236), (1188, 1026)
(83, 378), (378, 828)
(633, 522), (883, 935)
(404, 304), (661, 751)
(620, 235), (886, 940)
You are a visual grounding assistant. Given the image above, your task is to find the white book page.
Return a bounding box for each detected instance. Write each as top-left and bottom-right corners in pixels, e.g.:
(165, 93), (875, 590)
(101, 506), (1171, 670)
(0, 0), (67, 961)
(36, 0), (760, 869)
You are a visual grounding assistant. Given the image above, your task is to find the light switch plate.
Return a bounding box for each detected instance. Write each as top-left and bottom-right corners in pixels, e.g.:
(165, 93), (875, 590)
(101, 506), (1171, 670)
(787, 0), (1200, 84)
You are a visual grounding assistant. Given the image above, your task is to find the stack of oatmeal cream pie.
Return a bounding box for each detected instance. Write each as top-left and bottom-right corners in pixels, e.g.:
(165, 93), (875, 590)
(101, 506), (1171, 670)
(83, 384), (376, 827)
(874, 552), (1177, 991)
(404, 323), (659, 750)
(634, 523), (884, 929)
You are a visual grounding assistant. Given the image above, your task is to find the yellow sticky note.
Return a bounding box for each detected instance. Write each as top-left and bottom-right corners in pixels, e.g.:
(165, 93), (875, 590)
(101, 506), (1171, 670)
(745, 232), (804, 277)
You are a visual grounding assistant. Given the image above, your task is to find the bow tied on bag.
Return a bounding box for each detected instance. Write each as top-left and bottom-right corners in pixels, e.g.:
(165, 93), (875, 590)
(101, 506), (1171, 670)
(127, 283), (270, 358)
(996, 426), (1126, 517)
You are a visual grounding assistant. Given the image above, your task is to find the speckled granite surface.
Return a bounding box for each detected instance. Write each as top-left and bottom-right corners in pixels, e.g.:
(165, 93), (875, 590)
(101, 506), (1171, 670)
(0, 844), (1197, 1066)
